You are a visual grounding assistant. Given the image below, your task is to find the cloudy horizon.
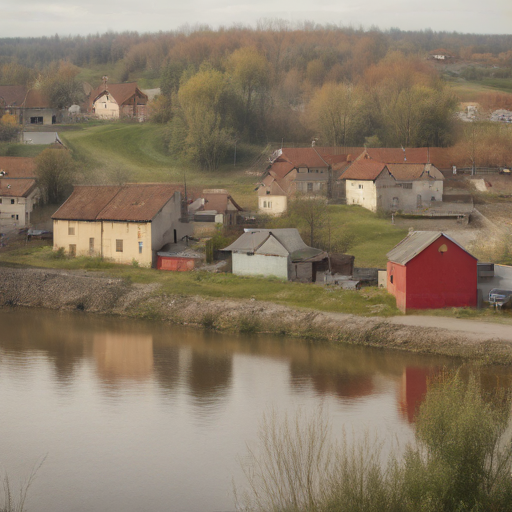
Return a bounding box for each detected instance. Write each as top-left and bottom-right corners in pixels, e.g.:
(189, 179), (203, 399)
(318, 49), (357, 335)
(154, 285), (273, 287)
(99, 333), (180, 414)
(1, 0), (511, 38)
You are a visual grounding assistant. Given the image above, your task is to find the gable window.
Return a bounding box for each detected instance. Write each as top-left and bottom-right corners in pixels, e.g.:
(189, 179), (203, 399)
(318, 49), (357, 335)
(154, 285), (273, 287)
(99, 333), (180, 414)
(116, 239), (123, 252)
(10, 199), (14, 204)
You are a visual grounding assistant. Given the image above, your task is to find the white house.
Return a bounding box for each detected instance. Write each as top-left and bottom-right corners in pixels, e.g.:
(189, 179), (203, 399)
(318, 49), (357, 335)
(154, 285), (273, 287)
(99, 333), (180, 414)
(222, 228), (327, 282)
(340, 157), (444, 212)
(0, 157), (40, 228)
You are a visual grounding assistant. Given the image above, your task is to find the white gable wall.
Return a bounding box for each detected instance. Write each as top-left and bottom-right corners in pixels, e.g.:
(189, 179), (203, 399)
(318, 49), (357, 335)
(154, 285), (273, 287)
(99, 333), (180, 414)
(93, 94), (119, 119)
(232, 253), (288, 279)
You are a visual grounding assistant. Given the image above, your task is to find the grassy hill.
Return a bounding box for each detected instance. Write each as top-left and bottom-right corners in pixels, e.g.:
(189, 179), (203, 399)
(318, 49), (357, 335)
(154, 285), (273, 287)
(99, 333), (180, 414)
(60, 123), (267, 208)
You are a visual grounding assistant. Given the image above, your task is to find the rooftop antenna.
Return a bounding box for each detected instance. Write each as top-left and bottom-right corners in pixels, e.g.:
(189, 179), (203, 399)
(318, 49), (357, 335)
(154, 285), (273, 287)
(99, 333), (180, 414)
(102, 75), (109, 92)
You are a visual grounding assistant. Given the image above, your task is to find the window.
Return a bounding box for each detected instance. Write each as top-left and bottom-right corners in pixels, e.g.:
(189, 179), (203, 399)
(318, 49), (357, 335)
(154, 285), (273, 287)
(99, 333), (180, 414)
(89, 238), (94, 253)
(68, 223), (75, 236)
(69, 244), (76, 257)
(11, 214), (18, 220)
(0, 199), (2, 204)
(30, 117), (43, 124)
(263, 201), (267, 208)
(390, 274), (393, 284)
(10, 199), (14, 204)
(431, 196), (435, 201)
(307, 183), (313, 192)
(402, 183), (413, 189)
(358, 184), (363, 189)
(116, 239), (123, 252)
(268, 201), (272, 208)
(139, 241), (143, 254)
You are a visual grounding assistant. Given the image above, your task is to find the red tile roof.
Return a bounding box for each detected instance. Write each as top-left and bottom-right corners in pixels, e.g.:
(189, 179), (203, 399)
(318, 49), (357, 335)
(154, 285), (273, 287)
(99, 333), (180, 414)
(52, 184), (182, 222)
(23, 89), (51, 108)
(202, 189), (243, 212)
(90, 82), (148, 108)
(364, 148), (430, 164)
(339, 159), (388, 181)
(268, 160), (295, 179)
(0, 178), (36, 198)
(387, 163), (437, 180)
(0, 157), (36, 178)
(0, 85), (28, 107)
(279, 148), (328, 168)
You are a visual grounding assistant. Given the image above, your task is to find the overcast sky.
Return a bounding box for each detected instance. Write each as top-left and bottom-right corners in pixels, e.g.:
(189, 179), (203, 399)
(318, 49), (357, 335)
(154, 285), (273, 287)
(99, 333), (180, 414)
(1, 0), (511, 37)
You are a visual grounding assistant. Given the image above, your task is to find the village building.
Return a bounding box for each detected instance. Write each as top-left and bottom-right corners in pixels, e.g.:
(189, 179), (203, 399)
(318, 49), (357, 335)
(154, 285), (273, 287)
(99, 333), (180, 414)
(386, 231), (477, 312)
(0, 85), (62, 125)
(189, 189), (244, 226)
(52, 184), (192, 267)
(339, 154), (444, 212)
(222, 228), (328, 282)
(428, 48), (455, 60)
(89, 82), (148, 120)
(0, 157), (39, 228)
(256, 147), (356, 214)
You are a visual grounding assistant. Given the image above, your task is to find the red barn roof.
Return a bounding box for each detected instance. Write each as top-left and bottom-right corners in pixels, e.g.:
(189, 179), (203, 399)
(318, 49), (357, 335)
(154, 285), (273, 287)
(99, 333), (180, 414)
(339, 159), (388, 181)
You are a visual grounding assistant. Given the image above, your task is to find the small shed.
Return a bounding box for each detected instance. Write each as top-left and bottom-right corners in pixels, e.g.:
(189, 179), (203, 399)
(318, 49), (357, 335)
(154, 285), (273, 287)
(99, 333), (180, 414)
(387, 231), (477, 312)
(157, 243), (202, 271)
(222, 228), (328, 282)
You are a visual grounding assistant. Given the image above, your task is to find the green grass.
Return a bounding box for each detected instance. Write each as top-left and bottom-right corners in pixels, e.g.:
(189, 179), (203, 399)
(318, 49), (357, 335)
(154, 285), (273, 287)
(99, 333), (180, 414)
(0, 246), (401, 317)
(326, 206), (408, 268)
(61, 123), (265, 208)
(0, 143), (48, 157)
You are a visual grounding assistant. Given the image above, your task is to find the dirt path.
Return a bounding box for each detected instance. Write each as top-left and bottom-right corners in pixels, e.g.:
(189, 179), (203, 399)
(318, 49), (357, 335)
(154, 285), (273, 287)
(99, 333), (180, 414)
(388, 315), (512, 343)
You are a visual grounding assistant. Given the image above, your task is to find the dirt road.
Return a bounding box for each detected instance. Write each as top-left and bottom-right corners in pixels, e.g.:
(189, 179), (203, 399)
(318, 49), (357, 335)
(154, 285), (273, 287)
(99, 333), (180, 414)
(388, 315), (512, 343)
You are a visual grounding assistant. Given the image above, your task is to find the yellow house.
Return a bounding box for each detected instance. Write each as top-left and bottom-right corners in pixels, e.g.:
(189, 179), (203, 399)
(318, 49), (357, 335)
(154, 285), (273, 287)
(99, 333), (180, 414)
(52, 184), (192, 267)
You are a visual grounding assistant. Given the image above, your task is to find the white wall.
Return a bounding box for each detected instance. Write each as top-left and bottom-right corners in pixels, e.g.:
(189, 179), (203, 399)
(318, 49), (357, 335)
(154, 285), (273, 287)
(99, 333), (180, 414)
(232, 253), (288, 279)
(0, 188), (39, 228)
(346, 180), (378, 211)
(93, 94), (119, 119)
(258, 195), (287, 215)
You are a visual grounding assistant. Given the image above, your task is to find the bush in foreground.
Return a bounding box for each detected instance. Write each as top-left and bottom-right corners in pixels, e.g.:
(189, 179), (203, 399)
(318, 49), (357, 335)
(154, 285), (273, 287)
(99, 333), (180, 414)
(237, 371), (512, 512)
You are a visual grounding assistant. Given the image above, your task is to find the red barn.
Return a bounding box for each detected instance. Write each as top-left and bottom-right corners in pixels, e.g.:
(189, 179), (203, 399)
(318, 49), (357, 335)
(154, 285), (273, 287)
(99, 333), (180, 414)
(387, 231), (477, 312)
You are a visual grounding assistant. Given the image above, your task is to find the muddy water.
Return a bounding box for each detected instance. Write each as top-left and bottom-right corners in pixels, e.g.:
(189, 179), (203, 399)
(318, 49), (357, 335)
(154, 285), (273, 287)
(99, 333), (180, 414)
(1, 308), (511, 512)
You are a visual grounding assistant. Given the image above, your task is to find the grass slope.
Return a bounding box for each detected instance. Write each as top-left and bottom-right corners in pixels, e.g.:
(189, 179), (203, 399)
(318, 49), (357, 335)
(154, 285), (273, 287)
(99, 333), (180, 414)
(61, 123), (265, 207)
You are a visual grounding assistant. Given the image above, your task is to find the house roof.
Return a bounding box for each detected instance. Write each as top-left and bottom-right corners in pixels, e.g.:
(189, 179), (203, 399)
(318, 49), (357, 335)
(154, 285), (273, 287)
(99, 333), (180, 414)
(279, 148), (328, 168)
(202, 189), (243, 212)
(0, 157), (36, 178)
(0, 85), (27, 106)
(387, 163), (444, 181)
(0, 178), (37, 198)
(363, 148), (430, 164)
(387, 231), (476, 265)
(52, 184), (181, 222)
(339, 159), (388, 181)
(223, 228), (326, 261)
(23, 89), (52, 109)
(268, 160), (295, 179)
(90, 82), (148, 107)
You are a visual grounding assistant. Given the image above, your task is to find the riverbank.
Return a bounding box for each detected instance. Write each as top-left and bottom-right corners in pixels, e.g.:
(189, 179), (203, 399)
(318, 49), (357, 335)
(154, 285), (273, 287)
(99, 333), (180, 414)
(2, 267), (512, 365)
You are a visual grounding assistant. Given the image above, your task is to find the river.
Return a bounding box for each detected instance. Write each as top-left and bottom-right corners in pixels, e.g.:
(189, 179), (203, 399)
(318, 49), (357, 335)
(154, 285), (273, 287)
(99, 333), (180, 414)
(1, 308), (510, 512)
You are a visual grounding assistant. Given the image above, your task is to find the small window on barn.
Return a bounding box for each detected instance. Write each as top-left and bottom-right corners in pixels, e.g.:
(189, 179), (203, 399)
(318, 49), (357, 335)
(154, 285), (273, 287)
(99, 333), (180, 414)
(139, 242), (143, 254)
(69, 244), (76, 257)
(402, 183), (412, 189)
(116, 239), (123, 252)
(89, 238), (94, 253)
(359, 184), (363, 189)
(10, 199), (15, 204)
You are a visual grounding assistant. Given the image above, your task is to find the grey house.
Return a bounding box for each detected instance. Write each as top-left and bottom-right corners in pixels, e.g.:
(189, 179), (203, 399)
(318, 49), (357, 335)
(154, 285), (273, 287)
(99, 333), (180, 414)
(222, 228), (327, 282)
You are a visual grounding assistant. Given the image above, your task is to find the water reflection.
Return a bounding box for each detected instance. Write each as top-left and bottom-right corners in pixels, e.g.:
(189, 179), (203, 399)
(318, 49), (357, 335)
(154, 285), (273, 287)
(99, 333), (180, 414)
(2, 308), (512, 512)
(93, 333), (154, 382)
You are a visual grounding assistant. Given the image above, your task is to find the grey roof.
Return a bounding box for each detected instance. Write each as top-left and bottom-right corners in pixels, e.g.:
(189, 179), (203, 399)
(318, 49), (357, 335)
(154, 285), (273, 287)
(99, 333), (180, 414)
(387, 231), (476, 265)
(222, 228), (325, 261)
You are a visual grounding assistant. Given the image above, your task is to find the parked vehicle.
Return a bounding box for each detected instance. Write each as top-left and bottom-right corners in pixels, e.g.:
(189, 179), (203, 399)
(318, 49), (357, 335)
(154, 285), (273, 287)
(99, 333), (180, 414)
(488, 288), (512, 307)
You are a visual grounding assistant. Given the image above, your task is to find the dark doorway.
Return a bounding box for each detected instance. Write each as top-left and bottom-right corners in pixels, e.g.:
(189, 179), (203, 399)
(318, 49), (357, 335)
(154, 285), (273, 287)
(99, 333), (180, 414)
(173, 229), (177, 243)
(52, 115), (56, 124)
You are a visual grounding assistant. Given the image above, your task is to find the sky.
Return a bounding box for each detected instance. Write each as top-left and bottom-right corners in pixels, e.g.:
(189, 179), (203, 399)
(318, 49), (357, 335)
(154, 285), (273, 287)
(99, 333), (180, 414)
(1, 0), (512, 37)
